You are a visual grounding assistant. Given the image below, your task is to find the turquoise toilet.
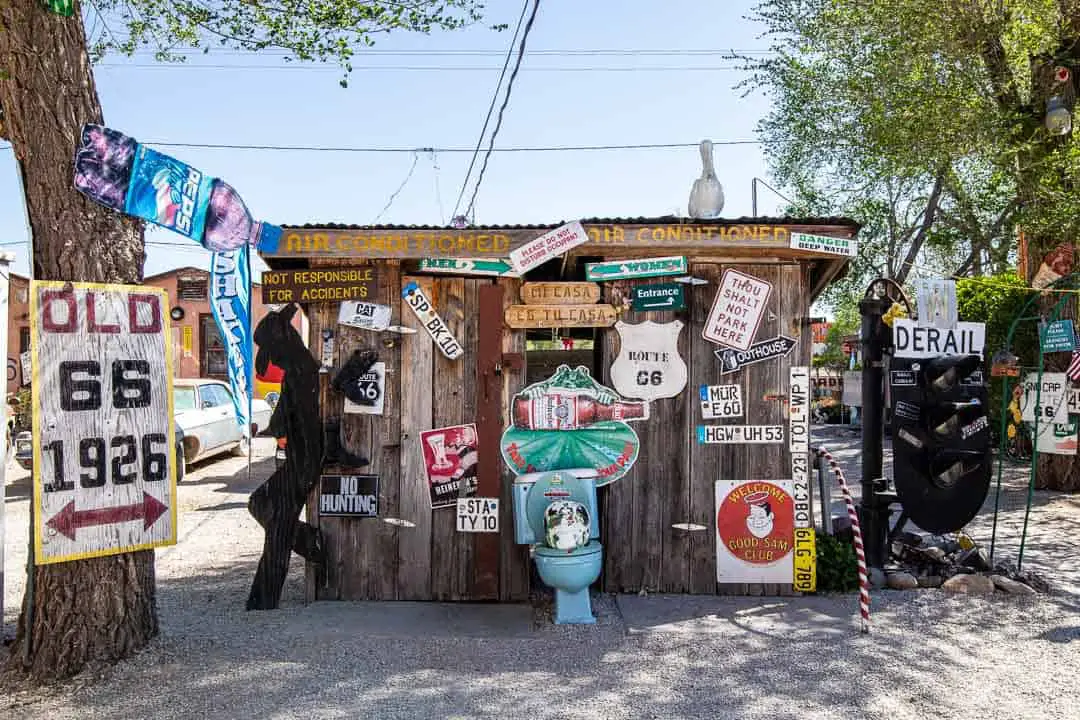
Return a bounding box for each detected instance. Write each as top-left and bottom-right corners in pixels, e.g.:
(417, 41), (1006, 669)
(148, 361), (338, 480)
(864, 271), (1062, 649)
(512, 470), (602, 624)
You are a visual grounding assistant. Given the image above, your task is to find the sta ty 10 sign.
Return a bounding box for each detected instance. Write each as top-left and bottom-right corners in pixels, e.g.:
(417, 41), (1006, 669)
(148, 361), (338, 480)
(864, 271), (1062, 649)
(32, 282), (176, 565)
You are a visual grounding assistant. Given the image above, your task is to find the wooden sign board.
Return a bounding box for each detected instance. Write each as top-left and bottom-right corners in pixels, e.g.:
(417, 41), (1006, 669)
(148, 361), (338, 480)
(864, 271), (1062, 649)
(31, 282), (177, 565)
(509, 221), (589, 273)
(418, 258), (518, 277)
(261, 266), (376, 304)
(520, 282), (601, 305)
(504, 304), (617, 329)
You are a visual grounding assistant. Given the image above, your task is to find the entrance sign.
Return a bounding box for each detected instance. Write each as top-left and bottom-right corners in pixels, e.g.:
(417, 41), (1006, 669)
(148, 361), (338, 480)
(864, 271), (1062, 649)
(789, 232), (857, 257)
(418, 258), (519, 277)
(702, 269), (773, 351)
(697, 425), (784, 444)
(1041, 319), (1077, 353)
(504, 304), (617, 329)
(319, 474), (379, 517)
(343, 361), (386, 416)
(520, 282), (601, 306)
(609, 320), (687, 400)
(716, 336), (797, 374)
(892, 319), (986, 359)
(699, 384), (743, 419)
(509, 221), (589, 274)
(585, 256), (687, 281)
(261, 266), (376, 304)
(715, 480), (795, 583)
(32, 282), (177, 565)
(630, 283), (686, 312)
(456, 497), (500, 532)
(402, 281), (464, 360)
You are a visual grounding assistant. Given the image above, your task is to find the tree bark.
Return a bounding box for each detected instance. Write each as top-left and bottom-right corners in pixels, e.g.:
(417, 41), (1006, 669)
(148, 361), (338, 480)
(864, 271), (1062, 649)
(0, 1), (155, 681)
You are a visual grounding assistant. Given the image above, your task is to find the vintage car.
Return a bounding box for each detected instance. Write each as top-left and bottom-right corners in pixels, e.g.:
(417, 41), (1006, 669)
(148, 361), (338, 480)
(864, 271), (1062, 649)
(14, 423), (186, 481)
(173, 378), (272, 475)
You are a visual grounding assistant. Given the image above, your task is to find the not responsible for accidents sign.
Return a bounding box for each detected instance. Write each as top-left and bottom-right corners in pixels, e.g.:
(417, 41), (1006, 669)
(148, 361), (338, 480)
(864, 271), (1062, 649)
(31, 282), (177, 565)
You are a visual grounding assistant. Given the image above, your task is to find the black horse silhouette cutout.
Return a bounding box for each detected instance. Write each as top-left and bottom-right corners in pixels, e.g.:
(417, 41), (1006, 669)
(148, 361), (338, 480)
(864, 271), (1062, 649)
(246, 303), (324, 610)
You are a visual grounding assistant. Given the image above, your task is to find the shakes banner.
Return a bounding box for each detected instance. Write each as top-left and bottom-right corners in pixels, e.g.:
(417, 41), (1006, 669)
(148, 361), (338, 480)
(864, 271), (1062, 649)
(210, 246), (253, 428)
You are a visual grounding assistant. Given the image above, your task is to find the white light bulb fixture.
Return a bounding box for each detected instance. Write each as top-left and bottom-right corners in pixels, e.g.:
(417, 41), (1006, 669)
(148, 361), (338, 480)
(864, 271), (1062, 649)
(1046, 95), (1073, 135)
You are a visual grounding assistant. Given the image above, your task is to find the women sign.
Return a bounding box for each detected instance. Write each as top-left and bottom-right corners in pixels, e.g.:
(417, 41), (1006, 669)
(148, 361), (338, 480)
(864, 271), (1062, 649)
(714, 480), (795, 583)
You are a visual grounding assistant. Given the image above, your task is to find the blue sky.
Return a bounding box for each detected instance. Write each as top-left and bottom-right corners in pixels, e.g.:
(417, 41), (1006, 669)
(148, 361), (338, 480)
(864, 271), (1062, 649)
(0, 0), (784, 280)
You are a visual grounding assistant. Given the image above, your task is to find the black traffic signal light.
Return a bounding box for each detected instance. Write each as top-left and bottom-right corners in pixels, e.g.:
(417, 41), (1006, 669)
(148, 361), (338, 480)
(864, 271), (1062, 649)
(890, 354), (992, 534)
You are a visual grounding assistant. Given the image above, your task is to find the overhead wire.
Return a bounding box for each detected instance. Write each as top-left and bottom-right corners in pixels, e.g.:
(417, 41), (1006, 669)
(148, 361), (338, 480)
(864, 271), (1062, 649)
(451, 0), (530, 222)
(94, 63), (745, 72)
(372, 150), (421, 223)
(463, 0), (542, 221)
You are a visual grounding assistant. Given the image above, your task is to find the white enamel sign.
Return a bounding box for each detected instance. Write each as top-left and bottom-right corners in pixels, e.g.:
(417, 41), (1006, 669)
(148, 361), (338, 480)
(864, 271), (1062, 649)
(789, 232), (857, 257)
(702, 269), (772, 351)
(456, 497), (500, 533)
(1035, 422), (1079, 455)
(699, 384), (743, 419)
(788, 366), (811, 531)
(1021, 372), (1069, 425)
(401, 281), (464, 360)
(344, 361), (386, 416)
(892, 319), (985, 359)
(696, 425), (784, 444)
(339, 301), (392, 331)
(32, 282), (176, 565)
(509, 221), (589, 274)
(609, 320), (687, 400)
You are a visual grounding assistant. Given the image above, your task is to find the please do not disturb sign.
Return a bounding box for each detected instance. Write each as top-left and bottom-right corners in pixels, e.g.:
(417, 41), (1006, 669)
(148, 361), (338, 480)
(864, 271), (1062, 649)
(457, 497), (499, 533)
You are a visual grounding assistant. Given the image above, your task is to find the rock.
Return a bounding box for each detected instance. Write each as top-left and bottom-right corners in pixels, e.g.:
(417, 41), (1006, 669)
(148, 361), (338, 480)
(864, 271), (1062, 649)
(957, 548), (991, 572)
(886, 571), (920, 590)
(895, 531), (923, 547)
(918, 575), (944, 588)
(921, 547), (948, 563)
(869, 567), (887, 589)
(992, 575), (1037, 596)
(942, 574), (996, 594)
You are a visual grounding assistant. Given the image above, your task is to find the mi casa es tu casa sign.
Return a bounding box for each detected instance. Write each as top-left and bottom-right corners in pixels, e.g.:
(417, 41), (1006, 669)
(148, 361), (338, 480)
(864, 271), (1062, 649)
(31, 282), (177, 565)
(261, 266), (376, 304)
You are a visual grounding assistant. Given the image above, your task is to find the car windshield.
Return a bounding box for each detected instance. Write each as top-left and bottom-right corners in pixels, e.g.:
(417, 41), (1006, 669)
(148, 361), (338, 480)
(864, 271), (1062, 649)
(174, 387), (197, 411)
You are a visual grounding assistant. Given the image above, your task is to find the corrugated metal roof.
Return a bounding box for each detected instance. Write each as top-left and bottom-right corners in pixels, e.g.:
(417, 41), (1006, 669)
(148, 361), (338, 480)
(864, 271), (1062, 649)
(283, 215), (861, 231)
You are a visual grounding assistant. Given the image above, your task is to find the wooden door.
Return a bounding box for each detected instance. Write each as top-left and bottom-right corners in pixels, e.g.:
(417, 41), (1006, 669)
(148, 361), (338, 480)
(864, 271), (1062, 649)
(305, 265), (530, 602)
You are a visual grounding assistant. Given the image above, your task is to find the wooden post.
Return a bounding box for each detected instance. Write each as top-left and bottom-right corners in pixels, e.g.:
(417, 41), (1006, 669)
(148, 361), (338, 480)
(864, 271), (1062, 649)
(475, 284), (505, 599)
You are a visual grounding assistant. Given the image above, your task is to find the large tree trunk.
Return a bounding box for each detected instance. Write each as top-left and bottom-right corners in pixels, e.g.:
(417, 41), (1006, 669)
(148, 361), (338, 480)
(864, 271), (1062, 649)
(0, 1), (155, 681)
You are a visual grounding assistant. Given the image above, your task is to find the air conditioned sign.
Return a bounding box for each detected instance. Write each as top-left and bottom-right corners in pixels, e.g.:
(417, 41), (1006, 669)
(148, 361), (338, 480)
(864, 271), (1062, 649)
(892, 319), (985, 359)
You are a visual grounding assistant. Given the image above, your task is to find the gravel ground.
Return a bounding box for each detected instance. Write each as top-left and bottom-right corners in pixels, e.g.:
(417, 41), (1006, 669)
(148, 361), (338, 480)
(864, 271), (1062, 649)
(1, 430), (1078, 720)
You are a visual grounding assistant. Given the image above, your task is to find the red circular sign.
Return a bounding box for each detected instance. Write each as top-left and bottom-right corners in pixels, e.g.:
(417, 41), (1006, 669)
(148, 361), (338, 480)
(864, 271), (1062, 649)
(716, 481), (795, 565)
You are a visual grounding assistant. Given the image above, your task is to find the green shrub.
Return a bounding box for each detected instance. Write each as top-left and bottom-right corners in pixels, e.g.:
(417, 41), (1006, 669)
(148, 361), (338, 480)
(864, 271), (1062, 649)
(814, 529), (860, 593)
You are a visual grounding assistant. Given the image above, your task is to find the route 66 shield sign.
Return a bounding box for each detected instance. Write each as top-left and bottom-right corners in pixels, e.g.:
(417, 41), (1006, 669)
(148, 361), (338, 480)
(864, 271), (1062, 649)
(610, 320), (688, 400)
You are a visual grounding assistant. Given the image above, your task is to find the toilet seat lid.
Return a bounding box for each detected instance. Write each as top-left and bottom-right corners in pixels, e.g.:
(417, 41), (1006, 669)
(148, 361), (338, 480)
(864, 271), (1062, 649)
(525, 470), (593, 541)
(534, 540), (602, 558)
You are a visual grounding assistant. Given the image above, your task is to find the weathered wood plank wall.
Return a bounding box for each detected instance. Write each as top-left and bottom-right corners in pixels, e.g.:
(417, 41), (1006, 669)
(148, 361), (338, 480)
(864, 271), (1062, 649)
(305, 265), (529, 602)
(601, 262), (810, 595)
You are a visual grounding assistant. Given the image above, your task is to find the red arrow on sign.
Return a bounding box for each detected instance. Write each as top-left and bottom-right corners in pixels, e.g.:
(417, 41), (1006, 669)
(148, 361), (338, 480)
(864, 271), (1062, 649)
(46, 493), (169, 540)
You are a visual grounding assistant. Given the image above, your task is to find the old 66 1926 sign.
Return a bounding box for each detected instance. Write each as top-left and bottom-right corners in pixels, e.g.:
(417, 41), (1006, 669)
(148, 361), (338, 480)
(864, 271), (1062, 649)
(31, 282), (177, 565)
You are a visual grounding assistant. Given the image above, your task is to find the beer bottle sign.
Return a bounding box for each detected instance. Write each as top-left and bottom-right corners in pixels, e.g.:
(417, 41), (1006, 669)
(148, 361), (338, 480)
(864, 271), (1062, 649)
(501, 364), (648, 485)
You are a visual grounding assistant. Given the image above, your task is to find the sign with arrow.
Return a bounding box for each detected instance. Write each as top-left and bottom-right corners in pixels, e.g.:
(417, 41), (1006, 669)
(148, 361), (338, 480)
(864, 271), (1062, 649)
(630, 283), (686, 311)
(418, 258), (520, 277)
(31, 281), (177, 565)
(715, 335), (798, 374)
(585, 256), (688, 282)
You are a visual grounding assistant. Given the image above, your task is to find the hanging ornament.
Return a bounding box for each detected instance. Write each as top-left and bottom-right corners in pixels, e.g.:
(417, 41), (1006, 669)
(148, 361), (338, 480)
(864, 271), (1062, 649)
(688, 139), (725, 219)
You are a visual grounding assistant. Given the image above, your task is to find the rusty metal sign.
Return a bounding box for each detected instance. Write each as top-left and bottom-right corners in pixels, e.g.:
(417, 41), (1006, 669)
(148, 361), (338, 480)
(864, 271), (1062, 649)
(504, 304), (618, 329)
(520, 282), (601, 306)
(261, 266), (376, 304)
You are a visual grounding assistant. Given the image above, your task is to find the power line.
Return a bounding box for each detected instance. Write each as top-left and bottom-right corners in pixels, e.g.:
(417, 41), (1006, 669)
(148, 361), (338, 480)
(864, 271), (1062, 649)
(0, 139), (760, 154)
(463, 0), (542, 221)
(372, 150), (420, 223)
(94, 63), (745, 72)
(452, 0), (530, 222)
(111, 48), (775, 57)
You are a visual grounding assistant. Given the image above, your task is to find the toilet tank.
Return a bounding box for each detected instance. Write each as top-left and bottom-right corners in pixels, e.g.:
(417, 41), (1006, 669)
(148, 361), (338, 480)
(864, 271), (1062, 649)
(512, 470), (601, 545)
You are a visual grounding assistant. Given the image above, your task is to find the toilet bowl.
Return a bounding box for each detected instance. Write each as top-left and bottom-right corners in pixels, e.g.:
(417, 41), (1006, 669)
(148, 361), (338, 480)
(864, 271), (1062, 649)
(513, 470), (602, 625)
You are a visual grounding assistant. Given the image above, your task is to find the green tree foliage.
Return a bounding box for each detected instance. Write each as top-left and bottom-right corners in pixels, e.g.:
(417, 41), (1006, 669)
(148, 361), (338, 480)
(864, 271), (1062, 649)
(744, 0), (1080, 297)
(812, 294), (860, 371)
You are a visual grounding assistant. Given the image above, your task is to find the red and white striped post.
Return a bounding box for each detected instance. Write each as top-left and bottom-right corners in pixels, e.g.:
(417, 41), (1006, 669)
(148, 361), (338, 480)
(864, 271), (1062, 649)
(816, 446), (871, 633)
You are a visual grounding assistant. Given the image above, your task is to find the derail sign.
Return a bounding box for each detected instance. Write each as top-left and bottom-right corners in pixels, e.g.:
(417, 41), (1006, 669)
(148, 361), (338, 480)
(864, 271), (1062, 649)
(31, 282), (176, 565)
(892, 319), (985, 359)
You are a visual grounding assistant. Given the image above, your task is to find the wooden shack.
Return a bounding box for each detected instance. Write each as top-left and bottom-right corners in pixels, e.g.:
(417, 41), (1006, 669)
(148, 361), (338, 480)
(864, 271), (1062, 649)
(258, 216), (858, 602)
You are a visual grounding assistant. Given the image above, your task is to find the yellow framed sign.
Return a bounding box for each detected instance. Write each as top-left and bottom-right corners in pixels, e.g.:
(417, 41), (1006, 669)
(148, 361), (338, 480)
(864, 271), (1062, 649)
(32, 281), (177, 565)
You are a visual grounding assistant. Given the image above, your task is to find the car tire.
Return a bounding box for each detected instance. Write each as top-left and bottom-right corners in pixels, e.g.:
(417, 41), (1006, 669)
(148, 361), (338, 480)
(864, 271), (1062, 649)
(175, 442), (186, 482)
(233, 433), (250, 458)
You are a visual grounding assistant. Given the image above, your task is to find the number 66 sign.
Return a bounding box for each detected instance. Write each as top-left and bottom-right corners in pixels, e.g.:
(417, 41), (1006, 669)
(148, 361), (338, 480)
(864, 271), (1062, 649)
(31, 282), (177, 565)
